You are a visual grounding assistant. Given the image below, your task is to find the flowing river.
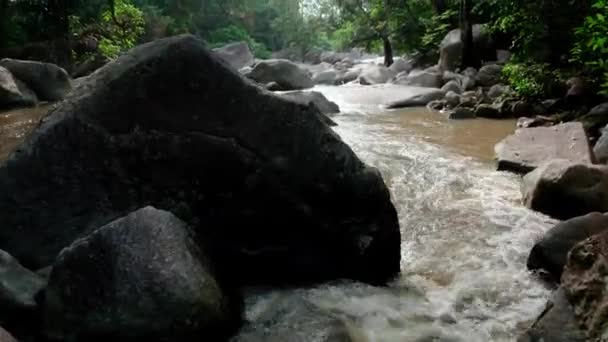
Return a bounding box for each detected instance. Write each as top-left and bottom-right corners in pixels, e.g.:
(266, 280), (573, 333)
(0, 84), (557, 342)
(236, 85), (558, 342)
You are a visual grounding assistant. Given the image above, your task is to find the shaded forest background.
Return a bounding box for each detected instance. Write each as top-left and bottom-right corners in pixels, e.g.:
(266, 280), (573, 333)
(0, 0), (607, 99)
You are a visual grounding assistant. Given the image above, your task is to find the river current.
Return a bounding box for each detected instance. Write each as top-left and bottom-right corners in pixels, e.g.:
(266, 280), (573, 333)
(236, 85), (557, 342)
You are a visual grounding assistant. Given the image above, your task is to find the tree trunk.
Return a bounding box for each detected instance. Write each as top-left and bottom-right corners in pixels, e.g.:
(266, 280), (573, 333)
(460, 0), (478, 68)
(382, 35), (394, 67)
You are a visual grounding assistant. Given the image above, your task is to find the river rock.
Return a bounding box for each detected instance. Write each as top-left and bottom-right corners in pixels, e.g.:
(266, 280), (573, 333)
(0, 35), (400, 286)
(562, 230), (608, 340)
(594, 125), (608, 164)
(213, 42), (255, 70)
(0, 66), (37, 108)
(388, 58), (413, 74)
(71, 54), (110, 78)
(265, 82), (282, 91)
(488, 84), (510, 99)
(312, 69), (338, 85)
(439, 25), (494, 71)
(582, 102), (608, 136)
(400, 69), (442, 88)
(358, 65), (396, 85)
(448, 107), (475, 120)
(335, 68), (361, 84)
(495, 122), (593, 173)
(0, 249), (46, 319)
(475, 64), (503, 87)
(444, 91), (460, 108)
(44, 207), (242, 341)
(441, 80), (462, 94)
(527, 212), (608, 282)
(517, 288), (588, 342)
(245, 59), (314, 90)
(522, 160), (608, 220)
(0, 59), (71, 101)
(474, 104), (501, 118)
(386, 89), (445, 108)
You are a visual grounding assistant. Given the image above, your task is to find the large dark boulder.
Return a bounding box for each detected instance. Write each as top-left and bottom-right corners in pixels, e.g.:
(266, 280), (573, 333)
(0, 59), (71, 101)
(44, 207), (242, 341)
(475, 64), (503, 87)
(495, 122), (594, 174)
(245, 59), (314, 90)
(213, 42), (255, 70)
(594, 124), (608, 164)
(527, 212), (608, 282)
(439, 25), (495, 71)
(522, 160), (608, 220)
(0, 34), (400, 286)
(0, 66), (37, 108)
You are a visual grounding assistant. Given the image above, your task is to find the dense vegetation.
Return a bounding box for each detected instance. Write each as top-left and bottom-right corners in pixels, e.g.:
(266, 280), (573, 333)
(0, 0), (607, 99)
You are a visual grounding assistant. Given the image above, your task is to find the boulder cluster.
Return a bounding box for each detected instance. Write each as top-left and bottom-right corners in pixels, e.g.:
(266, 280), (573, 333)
(0, 35), (401, 341)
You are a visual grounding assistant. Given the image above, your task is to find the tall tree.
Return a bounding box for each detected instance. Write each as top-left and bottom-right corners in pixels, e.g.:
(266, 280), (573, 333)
(460, 0), (478, 68)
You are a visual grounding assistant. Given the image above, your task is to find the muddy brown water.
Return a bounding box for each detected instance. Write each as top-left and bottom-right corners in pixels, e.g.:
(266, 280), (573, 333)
(0, 104), (51, 161)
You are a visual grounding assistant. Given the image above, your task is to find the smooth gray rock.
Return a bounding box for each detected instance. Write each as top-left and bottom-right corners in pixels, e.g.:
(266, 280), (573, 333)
(312, 69), (338, 85)
(495, 122), (594, 174)
(487, 84), (510, 99)
(44, 207), (242, 341)
(358, 65), (396, 85)
(0, 35), (401, 286)
(528, 212), (608, 282)
(475, 64), (503, 87)
(399, 69), (442, 88)
(0, 59), (71, 101)
(439, 25), (494, 71)
(213, 42), (255, 70)
(522, 160), (608, 220)
(245, 59), (314, 90)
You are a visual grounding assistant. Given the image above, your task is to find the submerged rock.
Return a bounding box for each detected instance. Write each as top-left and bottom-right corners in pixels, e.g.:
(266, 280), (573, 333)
(245, 59), (314, 90)
(495, 122), (593, 174)
(562, 230), (608, 340)
(213, 41), (255, 70)
(448, 107), (475, 120)
(44, 207), (242, 341)
(386, 89), (445, 108)
(518, 288), (587, 342)
(0, 59), (71, 101)
(358, 65), (396, 85)
(0, 35), (401, 286)
(233, 293), (358, 342)
(522, 160), (608, 220)
(527, 212), (608, 282)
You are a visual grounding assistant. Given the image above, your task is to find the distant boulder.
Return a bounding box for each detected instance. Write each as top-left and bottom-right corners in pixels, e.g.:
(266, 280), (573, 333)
(245, 59), (314, 90)
(0, 58), (71, 101)
(386, 89), (445, 108)
(439, 25), (495, 71)
(279, 91), (340, 116)
(213, 42), (255, 70)
(475, 64), (503, 87)
(358, 65), (396, 85)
